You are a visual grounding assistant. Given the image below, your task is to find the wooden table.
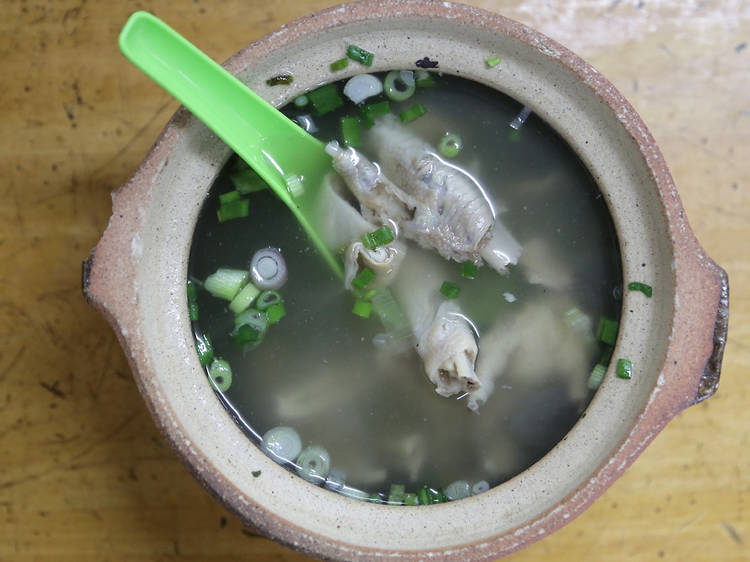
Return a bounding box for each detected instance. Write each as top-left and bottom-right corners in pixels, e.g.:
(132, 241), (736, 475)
(2, 1), (747, 560)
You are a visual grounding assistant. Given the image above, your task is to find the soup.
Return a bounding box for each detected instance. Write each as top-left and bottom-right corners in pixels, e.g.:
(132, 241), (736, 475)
(187, 70), (622, 504)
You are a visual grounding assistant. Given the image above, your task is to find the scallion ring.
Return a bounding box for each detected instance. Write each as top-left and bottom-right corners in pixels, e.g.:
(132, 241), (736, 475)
(384, 70), (416, 102)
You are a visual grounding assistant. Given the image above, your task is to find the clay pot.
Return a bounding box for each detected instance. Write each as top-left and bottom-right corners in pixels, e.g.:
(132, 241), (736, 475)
(83, 1), (728, 559)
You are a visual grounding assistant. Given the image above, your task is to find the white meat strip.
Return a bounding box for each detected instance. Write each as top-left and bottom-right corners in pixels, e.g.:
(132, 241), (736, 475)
(518, 237), (572, 291)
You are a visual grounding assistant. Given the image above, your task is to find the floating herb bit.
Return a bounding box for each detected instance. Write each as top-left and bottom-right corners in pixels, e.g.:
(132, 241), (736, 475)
(444, 480), (471, 501)
(341, 116), (361, 147)
(256, 290), (283, 310)
(228, 281), (260, 315)
(353, 287), (377, 301)
(208, 358), (232, 392)
(266, 73), (293, 86)
(262, 426), (302, 463)
(194, 331), (214, 367)
(388, 483), (406, 505)
(230, 160), (267, 194)
(440, 281), (460, 299)
(360, 99), (391, 128)
(296, 444), (331, 483)
(307, 83), (344, 115)
(471, 480), (490, 495)
(616, 358), (633, 379)
(596, 316), (619, 346)
(204, 268), (249, 301)
(265, 302), (286, 324)
(587, 363), (607, 390)
(330, 57), (349, 72)
(628, 281), (653, 298)
(414, 69), (436, 88)
(347, 44), (374, 66)
(232, 308), (268, 344)
(352, 299), (373, 319)
(384, 70), (416, 102)
(399, 103), (427, 123)
(485, 56), (502, 68)
(352, 267), (376, 290)
(217, 197), (249, 222)
(403, 492), (419, 506)
(362, 225), (394, 249)
(186, 280), (198, 302)
(219, 190), (242, 204)
(439, 132), (463, 158)
(188, 301), (199, 321)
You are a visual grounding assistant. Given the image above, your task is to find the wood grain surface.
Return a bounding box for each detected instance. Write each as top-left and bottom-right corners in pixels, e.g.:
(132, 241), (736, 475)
(1, 1), (747, 560)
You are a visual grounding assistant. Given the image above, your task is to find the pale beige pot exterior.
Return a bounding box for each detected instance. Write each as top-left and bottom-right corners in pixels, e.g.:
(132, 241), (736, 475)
(83, 1), (728, 560)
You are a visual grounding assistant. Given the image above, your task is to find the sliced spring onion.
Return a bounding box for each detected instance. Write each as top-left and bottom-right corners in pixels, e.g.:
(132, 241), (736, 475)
(444, 480), (471, 501)
(485, 56), (502, 68)
(628, 281), (653, 298)
(265, 302), (286, 324)
(208, 358), (232, 392)
(352, 299), (373, 319)
(194, 331), (214, 367)
(384, 70), (416, 102)
(324, 468), (347, 492)
(341, 116), (361, 147)
(217, 197), (249, 222)
(399, 103), (427, 123)
(249, 247), (288, 290)
(188, 301), (199, 322)
(509, 106), (533, 130)
(388, 484), (406, 505)
(461, 262), (478, 280)
(369, 493), (385, 504)
(362, 225), (394, 249)
(256, 290), (283, 310)
(229, 161), (267, 194)
(353, 287), (377, 301)
(186, 280), (198, 302)
(330, 57), (349, 72)
(232, 308), (268, 345)
(265, 74), (293, 86)
(596, 317), (619, 346)
(403, 492), (419, 506)
(262, 426), (302, 463)
(588, 363), (607, 390)
(417, 487), (430, 506)
(360, 99), (391, 128)
(471, 480), (490, 495)
(351, 267), (376, 290)
(440, 281), (460, 299)
(343, 74), (383, 104)
(346, 44), (374, 66)
(439, 132), (463, 158)
(219, 190), (242, 204)
(293, 95), (309, 108)
(616, 358), (633, 380)
(228, 282), (260, 315)
(295, 444), (331, 483)
(418, 487), (444, 505)
(307, 83), (344, 116)
(204, 268), (249, 301)
(414, 69), (436, 88)
(371, 287), (411, 340)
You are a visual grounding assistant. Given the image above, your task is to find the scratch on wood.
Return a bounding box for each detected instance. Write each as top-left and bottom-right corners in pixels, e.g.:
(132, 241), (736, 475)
(0, 344), (25, 382)
(39, 380), (65, 399)
(721, 521), (743, 545)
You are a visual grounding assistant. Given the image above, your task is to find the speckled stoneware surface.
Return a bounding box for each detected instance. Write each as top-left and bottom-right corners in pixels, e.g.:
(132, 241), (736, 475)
(83, 0), (728, 560)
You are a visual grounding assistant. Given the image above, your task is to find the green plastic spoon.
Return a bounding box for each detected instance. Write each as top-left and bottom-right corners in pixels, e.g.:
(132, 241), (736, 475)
(119, 11), (342, 277)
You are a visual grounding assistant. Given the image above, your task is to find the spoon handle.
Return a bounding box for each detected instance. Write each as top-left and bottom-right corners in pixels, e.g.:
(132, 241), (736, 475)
(119, 11), (342, 276)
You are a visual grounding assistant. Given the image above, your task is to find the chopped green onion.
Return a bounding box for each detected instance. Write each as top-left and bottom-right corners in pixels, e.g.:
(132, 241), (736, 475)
(353, 287), (377, 301)
(186, 280), (198, 303)
(293, 95), (309, 108)
(341, 116), (361, 147)
(418, 486), (444, 505)
(307, 83), (344, 116)
(384, 70), (416, 102)
(417, 487), (430, 506)
(485, 56), (502, 68)
(596, 316), (619, 346)
(360, 100), (391, 128)
(388, 483), (406, 505)
(371, 287), (411, 339)
(229, 161), (267, 194)
(471, 480), (490, 495)
(266, 73), (293, 86)
(204, 268), (249, 301)
(403, 492), (419, 506)
(369, 493), (384, 504)
(295, 444), (330, 483)
(188, 301), (199, 322)
(352, 300), (373, 318)
(399, 103), (427, 123)
(587, 363), (607, 390)
(414, 69), (436, 88)
(265, 302), (286, 324)
(444, 480), (471, 501)
(346, 44), (374, 66)
(440, 281), (460, 299)
(352, 267), (376, 290)
(616, 358), (633, 380)
(217, 197), (249, 222)
(461, 262), (478, 280)
(438, 132), (463, 158)
(564, 307), (592, 336)
(262, 426), (302, 463)
(233, 323), (264, 345)
(330, 57), (349, 72)
(228, 282), (260, 315)
(256, 290), (283, 310)
(194, 332), (214, 367)
(208, 358), (232, 392)
(628, 281), (653, 298)
(362, 225), (394, 249)
(232, 308), (268, 344)
(218, 190), (242, 204)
